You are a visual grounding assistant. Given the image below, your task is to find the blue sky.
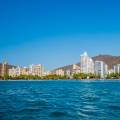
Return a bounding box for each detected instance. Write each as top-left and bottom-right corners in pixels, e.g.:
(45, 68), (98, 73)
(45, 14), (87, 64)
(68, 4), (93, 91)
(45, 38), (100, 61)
(0, 0), (120, 70)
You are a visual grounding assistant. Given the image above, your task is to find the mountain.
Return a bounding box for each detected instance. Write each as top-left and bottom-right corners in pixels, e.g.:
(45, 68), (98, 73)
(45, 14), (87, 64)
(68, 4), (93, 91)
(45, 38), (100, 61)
(53, 55), (120, 71)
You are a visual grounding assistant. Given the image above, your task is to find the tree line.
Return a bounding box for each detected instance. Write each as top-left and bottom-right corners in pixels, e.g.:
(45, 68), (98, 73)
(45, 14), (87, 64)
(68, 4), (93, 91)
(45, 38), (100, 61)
(0, 73), (120, 80)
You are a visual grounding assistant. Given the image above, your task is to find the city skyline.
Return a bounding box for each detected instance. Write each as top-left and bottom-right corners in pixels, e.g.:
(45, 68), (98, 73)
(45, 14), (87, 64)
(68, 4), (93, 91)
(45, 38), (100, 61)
(0, 51), (120, 70)
(0, 51), (119, 79)
(0, 0), (120, 70)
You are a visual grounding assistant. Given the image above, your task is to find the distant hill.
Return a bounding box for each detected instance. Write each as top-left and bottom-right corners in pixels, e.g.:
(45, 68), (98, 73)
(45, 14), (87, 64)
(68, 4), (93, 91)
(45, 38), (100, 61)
(92, 55), (120, 69)
(53, 64), (74, 72)
(53, 55), (120, 71)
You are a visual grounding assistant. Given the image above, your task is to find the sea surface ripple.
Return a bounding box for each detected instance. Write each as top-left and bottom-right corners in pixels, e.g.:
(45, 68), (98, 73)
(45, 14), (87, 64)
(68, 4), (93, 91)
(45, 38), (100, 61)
(0, 80), (120, 120)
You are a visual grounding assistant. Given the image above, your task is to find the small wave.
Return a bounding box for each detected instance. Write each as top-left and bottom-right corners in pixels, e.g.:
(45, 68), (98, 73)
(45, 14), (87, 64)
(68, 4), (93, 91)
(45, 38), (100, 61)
(78, 109), (98, 117)
(77, 111), (89, 118)
(26, 98), (48, 104)
(18, 107), (41, 113)
(83, 96), (100, 103)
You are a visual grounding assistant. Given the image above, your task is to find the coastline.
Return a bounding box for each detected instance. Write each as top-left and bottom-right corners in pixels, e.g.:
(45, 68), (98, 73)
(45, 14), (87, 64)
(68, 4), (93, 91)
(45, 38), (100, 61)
(0, 79), (120, 81)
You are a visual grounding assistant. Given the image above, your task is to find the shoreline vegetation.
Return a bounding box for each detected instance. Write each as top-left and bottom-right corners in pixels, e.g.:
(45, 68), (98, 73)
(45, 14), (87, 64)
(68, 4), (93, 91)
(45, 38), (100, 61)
(0, 73), (120, 80)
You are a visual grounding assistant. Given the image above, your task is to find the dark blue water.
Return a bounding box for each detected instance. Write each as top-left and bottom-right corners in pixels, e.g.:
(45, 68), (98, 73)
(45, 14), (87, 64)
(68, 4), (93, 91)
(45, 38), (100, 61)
(0, 80), (120, 120)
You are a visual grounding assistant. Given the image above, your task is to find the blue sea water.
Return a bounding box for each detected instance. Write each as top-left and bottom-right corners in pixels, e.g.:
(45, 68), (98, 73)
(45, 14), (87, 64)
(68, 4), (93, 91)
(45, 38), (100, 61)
(0, 80), (120, 120)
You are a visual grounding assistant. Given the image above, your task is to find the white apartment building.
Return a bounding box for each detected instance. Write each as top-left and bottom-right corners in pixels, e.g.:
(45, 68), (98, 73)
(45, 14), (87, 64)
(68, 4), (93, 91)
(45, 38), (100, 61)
(65, 70), (71, 76)
(8, 66), (21, 77)
(114, 64), (120, 73)
(29, 64), (44, 77)
(94, 61), (108, 78)
(55, 69), (64, 76)
(43, 71), (51, 76)
(72, 64), (81, 74)
(80, 52), (94, 74)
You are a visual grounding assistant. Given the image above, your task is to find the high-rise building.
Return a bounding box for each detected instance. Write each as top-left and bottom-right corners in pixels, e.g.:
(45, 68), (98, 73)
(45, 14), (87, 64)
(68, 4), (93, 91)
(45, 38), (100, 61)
(94, 61), (108, 78)
(80, 52), (94, 74)
(114, 64), (120, 73)
(29, 64), (44, 77)
(1, 61), (8, 76)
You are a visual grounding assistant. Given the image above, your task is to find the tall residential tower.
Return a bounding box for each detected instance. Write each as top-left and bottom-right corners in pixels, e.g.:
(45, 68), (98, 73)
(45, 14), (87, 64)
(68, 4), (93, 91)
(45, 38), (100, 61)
(80, 52), (94, 74)
(94, 61), (108, 78)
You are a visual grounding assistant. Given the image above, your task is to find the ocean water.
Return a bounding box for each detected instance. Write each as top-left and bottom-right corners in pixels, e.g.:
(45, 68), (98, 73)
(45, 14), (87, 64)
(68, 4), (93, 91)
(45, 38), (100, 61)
(0, 80), (120, 120)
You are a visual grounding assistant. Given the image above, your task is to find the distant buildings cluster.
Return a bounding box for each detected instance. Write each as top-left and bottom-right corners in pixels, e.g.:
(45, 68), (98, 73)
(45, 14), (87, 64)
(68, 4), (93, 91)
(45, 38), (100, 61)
(52, 64), (80, 77)
(0, 62), (45, 77)
(0, 52), (120, 79)
(53, 52), (120, 78)
(8, 64), (44, 77)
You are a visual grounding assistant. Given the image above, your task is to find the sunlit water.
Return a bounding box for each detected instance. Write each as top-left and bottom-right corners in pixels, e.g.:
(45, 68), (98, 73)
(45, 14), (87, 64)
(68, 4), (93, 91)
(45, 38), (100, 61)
(0, 80), (120, 120)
